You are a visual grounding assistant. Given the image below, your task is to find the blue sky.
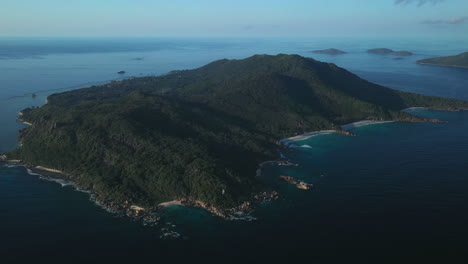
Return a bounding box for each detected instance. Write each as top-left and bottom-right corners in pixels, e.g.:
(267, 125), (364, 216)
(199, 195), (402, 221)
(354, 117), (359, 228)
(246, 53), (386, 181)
(1, 0), (467, 37)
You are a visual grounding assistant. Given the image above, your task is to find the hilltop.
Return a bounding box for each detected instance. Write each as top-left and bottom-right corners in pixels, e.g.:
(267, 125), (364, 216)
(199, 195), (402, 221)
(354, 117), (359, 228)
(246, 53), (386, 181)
(6, 54), (468, 215)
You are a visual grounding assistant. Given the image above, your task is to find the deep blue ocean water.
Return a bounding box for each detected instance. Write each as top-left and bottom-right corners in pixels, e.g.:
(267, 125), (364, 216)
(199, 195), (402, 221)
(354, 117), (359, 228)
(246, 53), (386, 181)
(1, 38), (468, 262)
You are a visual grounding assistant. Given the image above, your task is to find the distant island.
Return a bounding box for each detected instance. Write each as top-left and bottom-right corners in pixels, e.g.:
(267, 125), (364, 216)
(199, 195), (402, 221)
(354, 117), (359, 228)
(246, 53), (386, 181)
(311, 48), (347, 55)
(417, 52), (468, 69)
(3, 54), (467, 220)
(367, 48), (413, 56)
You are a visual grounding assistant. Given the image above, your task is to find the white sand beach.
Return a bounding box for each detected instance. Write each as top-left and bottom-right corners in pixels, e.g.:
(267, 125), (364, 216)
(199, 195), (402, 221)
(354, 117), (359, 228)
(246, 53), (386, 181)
(35, 166), (63, 174)
(340, 120), (393, 130)
(159, 200), (183, 207)
(280, 130), (337, 145)
(403, 107), (428, 111)
(280, 120), (393, 146)
(130, 205), (145, 211)
(20, 121), (33, 126)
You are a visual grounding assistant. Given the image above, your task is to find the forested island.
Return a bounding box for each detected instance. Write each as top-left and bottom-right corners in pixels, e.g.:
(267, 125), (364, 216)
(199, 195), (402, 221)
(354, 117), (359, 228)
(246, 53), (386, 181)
(367, 48), (413, 56)
(417, 52), (468, 68)
(311, 48), (347, 55)
(4, 54), (468, 218)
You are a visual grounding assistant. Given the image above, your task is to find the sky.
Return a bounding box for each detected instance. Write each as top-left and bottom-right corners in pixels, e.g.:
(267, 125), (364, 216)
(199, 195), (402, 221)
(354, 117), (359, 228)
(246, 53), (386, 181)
(1, 0), (467, 38)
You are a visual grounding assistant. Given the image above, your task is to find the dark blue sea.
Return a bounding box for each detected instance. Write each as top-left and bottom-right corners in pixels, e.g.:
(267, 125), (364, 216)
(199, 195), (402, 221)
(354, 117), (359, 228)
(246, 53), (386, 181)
(1, 37), (468, 262)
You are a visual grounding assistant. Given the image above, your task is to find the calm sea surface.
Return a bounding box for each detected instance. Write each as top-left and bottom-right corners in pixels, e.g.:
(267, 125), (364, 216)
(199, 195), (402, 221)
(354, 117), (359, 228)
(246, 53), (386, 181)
(1, 38), (468, 262)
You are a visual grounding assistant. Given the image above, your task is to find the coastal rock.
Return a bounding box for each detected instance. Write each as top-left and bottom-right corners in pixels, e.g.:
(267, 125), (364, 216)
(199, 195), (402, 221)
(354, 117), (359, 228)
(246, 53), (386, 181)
(276, 160), (299, 166)
(160, 231), (181, 240)
(180, 190), (279, 220)
(338, 130), (355, 136)
(279, 175), (313, 190)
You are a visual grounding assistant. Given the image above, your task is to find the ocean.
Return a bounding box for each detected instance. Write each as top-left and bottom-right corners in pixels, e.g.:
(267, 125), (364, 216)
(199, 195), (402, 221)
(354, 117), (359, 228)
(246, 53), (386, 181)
(1, 37), (468, 262)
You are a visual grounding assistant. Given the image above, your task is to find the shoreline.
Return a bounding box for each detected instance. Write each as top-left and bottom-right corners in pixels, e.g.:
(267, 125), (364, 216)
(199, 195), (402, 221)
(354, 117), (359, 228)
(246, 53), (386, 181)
(1, 109), (458, 224)
(35, 166), (63, 174)
(280, 120), (393, 144)
(340, 120), (394, 130)
(280, 130), (336, 145)
(17, 112), (33, 126)
(0, 160), (163, 225)
(159, 200), (183, 207)
(403, 106), (466, 112)
(18, 119), (33, 126)
(279, 110), (462, 146)
(403, 107), (428, 111)
(0, 158), (277, 222)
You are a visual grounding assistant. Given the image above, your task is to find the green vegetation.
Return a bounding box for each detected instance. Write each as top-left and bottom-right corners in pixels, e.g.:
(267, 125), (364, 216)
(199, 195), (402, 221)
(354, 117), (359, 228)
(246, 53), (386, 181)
(417, 52), (468, 68)
(7, 54), (468, 208)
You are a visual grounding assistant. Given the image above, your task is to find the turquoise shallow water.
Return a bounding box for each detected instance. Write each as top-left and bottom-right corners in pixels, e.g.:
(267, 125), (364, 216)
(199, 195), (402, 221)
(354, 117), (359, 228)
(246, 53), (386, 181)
(1, 38), (468, 262)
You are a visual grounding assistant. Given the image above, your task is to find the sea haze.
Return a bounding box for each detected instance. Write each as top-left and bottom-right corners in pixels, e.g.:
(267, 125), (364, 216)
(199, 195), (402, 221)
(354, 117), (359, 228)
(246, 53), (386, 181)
(1, 38), (468, 261)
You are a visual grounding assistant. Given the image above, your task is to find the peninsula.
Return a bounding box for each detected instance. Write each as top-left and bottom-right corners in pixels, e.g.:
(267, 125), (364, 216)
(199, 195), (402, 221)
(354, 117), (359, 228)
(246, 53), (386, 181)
(4, 54), (468, 217)
(367, 48), (413, 56)
(417, 52), (468, 68)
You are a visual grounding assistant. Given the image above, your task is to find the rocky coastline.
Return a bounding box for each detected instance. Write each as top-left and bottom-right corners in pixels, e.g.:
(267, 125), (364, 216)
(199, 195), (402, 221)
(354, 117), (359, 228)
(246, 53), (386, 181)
(87, 189), (280, 223)
(0, 156), (280, 225)
(1, 109), (459, 230)
(0, 159), (164, 226)
(279, 175), (313, 190)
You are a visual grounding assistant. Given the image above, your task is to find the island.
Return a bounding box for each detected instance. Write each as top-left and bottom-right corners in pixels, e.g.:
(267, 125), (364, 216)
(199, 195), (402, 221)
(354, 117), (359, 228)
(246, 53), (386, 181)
(311, 48), (347, 55)
(417, 52), (468, 69)
(3, 54), (468, 219)
(367, 48), (413, 56)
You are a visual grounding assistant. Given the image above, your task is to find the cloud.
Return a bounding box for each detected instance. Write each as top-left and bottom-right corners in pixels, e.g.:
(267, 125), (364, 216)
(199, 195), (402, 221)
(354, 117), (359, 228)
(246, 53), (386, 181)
(422, 16), (468, 24)
(395, 0), (445, 6)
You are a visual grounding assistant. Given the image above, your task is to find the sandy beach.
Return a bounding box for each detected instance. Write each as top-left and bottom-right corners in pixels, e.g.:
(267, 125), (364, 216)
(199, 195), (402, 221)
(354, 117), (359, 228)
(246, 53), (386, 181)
(35, 166), (63, 174)
(280, 130), (337, 145)
(20, 121), (33, 126)
(280, 120), (394, 145)
(340, 120), (393, 130)
(403, 107), (428, 111)
(159, 200), (183, 207)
